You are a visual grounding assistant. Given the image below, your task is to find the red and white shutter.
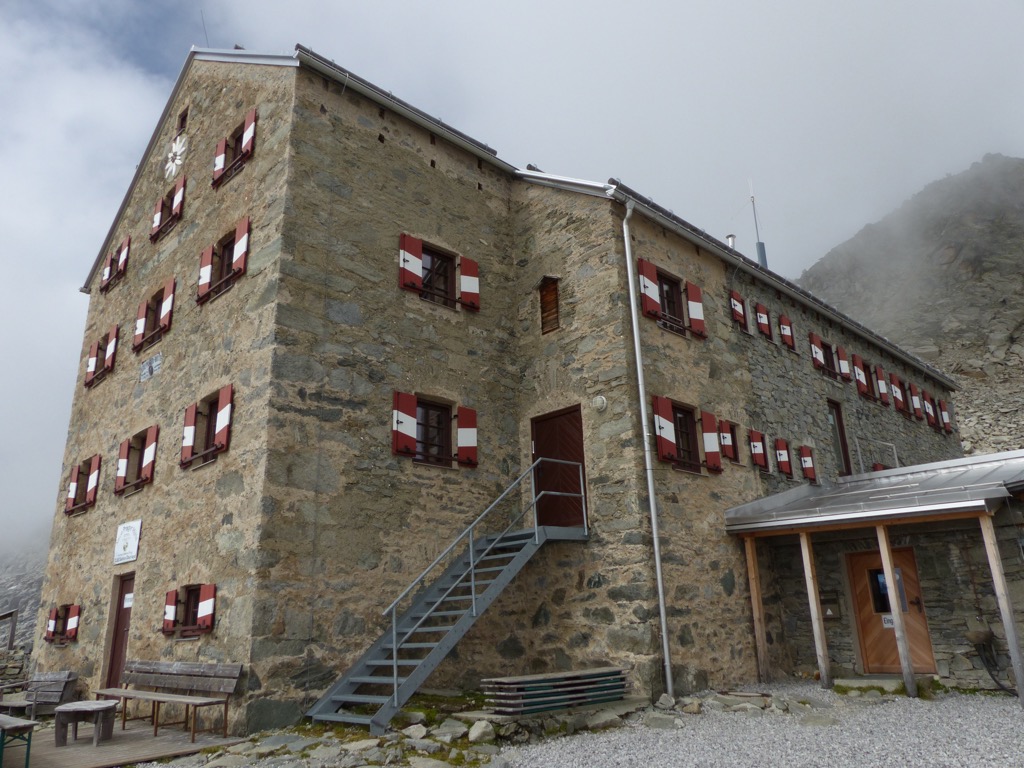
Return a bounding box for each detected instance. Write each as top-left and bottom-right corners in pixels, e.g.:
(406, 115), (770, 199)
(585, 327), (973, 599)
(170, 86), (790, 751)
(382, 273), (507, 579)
(809, 333), (825, 368)
(779, 314), (795, 349)
(232, 216), (250, 275)
(730, 290), (746, 326)
(923, 392), (937, 426)
(158, 277), (176, 333)
(637, 259), (661, 318)
(84, 454), (101, 506)
(836, 347), (852, 381)
(103, 324), (118, 373)
(686, 281), (706, 336)
(64, 605), (80, 640)
(939, 400), (953, 432)
(755, 303), (771, 336)
(798, 446), (817, 483)
(890, 374), (906, 412)
(241, 108), (257, 156)
(213, 385), (233, 452)
(852, 354), (868, 395)
(140, 425), (159, 483)
(84, 341), (99, 387)
(133, 300), (148, 350)
(718, 419), (736, 461)
(652, 396), (677, 462)
(197, 245), (214, 301)
(181, 403), (197, 465)
(213, 138), (227, 183)
(65, 465), (80, 513)
(459, 257), (480, 311)
(171, 176), (186, 218)
(392, 391), (418, 456)
(196, 584), (217, 630)
(100, 252), (114, 290)
(150, 198), (164, 238)
(399, 234), (423, 291)
(163, 590), (178, 633)
(115, 438), (131, 494)
(701, 411), (722, 472)
(749, 430), (767, 469)
(775, 438), (792, 477)
(909, 383), (923, 419)
(45, 607), (58, 642)
(115, 236), (130, 276)
(875, 365), (889, 405)
(456, 406), (478, 465)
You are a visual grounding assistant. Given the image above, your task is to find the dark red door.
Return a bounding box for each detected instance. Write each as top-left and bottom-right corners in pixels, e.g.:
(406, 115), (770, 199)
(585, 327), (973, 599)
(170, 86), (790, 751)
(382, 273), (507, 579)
(106, 574), (134, 688)
(531, 406), (586, 527)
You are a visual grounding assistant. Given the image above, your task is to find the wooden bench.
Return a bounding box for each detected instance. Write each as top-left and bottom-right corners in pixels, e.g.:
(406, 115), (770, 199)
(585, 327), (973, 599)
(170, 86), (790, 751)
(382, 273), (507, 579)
(0, 670), (77, 720)
(0, 714), (39, 768)
(93, 660), (242, 742)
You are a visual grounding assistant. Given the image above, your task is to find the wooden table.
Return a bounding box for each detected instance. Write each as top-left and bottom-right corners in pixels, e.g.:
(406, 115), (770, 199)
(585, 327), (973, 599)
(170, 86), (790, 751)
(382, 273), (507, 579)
(54, 700), (118, 747)
(0, 713), (38, 768)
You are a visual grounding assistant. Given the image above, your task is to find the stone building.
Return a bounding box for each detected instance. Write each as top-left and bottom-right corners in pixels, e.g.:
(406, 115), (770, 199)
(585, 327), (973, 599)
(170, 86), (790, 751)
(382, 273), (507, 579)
(36, 45), (965, 733)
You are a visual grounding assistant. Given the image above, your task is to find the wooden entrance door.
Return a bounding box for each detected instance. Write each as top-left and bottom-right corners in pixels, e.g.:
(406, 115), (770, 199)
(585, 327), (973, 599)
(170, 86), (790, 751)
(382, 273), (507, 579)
(531, 406), (586, 527)
(106, 573), (135, 688)
(848, 549), (936, 674)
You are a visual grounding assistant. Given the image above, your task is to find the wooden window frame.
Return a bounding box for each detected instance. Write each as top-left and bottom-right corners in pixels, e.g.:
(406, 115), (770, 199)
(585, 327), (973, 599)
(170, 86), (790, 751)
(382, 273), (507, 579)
(164, 584), (215, 638)
(44, 604), (77, 644)
(420, 246), (457, 309)
(65, 456), (98, 514)
(151, 185), (182, 242)
(828, 399), (852, 476)
(671, 402), (701, 473)
(137, 287), (166, 352)
(820, 342), (841, 381)
(539, 277), (560, 334)
(415, 399), (453, 467)
(202, 231), (239, 303)
(190, 391), (224, 467)
(857, 358), (880, 402)
(212, 111), (256, 188)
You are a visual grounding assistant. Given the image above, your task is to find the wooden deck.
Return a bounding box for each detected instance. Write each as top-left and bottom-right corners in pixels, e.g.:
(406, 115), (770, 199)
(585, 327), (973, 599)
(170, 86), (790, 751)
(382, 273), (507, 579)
(1, 719), (243, 768)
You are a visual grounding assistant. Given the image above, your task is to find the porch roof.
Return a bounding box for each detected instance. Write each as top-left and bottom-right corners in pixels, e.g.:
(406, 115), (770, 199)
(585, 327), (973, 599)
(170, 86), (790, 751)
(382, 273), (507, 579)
(725, 450), (1024, 535)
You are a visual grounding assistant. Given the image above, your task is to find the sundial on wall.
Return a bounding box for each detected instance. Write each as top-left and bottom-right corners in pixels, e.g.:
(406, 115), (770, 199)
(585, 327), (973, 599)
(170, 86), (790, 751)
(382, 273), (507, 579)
(164, 134), (187, 179)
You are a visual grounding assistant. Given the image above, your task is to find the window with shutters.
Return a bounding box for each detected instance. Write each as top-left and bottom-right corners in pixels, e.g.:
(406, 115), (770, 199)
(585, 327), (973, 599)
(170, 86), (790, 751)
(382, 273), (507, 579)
(729, 290), (749, 332)
(657, 272), (686, 334)
(672, 403), (701, 473)
(65, 455), (100, 514)
(641, 265), (706, 338)
(180, 386), (233, 469)
(44, 604), (79, 644)
(820, 342), (841, 380)
(99, 236), (130, 292)
(399, 234), (480, 311)
(197, 218), (250, 304)
(392, 391), (478, 467)
(133, 280), (175, 353)
(754, 303), (773, 340)
(114, 425), (158, 495)
(854, 356), (879, 401)
(150, 177), (186, 242)
(212, 109), (256, 188)
(539, 277), (560, 334)
(828, 400), (852, 476)
(421, 247), (457, 309)
(720, 420), (740, 464)
(416, 400), (453, 467)
(163, 584), (216, 637)
(83, 325), (118, 388)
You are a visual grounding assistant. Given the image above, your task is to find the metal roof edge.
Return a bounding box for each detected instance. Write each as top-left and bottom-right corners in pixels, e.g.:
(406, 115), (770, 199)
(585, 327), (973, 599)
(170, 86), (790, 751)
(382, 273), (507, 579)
(514, 169), (617, 198)
(724, 499), (990, 534)
(838, 448), (1024, 486)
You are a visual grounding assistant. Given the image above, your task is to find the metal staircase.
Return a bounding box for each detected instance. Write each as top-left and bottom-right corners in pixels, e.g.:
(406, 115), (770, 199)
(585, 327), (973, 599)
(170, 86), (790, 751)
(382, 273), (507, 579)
(306, 458), (588, 734)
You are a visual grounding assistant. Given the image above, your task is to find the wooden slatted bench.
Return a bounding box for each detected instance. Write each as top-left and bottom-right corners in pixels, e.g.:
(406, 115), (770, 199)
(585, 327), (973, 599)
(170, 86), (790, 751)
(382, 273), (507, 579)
(93, 660), (242, 742)
(482, 667), (629, 715)
(0, 670), (77, 720)
(0, 714), (39, 768)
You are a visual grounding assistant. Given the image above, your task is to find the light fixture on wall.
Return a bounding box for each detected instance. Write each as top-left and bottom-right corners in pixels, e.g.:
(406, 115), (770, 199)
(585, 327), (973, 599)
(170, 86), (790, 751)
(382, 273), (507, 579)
(592, 395), (608, 412)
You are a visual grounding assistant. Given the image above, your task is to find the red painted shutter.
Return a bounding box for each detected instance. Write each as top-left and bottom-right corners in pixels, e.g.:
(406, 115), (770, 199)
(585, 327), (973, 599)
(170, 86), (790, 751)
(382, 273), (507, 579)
(140, 425), (159, 482)
(181, 403), (197, 465)
(685, 281), (706, 337)
(836, 347), (851, 380)
(213, 137), (227, 183)
(232, 217), (250, 275)
(45, 607), (58, 642)
(172, 175), (186, 217)
(779, 314), (795, 349)
(115, 236), (130, 277)
(923, 391), (937, 426)
(241, 108), (257, 156)
(718, 419), (736, 461)
(701, 411), (721, 472)
(158, 277), (176, 333)
(214, 385), (233, 452)
(150, 198), (164, 238)
(459, 257), (480, 311)
(392, 391), (418, 456)
(749, 430), (767, 469)
(652, 396), (677, 462)
(875, 365), (890, 405)
(133, 300), (148, 350)
(103, 324), (118, 373)
(809, 333), (825, 368)
(890, 374), (906, 412)
(909, 383), (923, 419)
(872, 462), (887, 472)
(637, 259), (661, 318)
(100, 251), (114, 290)
(197, 245), (214, 301)
(852, 354), (868, 395)
(755, 303), (771, 336)
(457, 406), (478, 465)
(115, 438), (131, 494)
(84, 341), (99, 387)
(730, 290), (746, 326)
(774, 438), (792, 477)
(798, 446), (816, 483)
(939, 400), (952, 433)
(84, 454), (101, 506)
(163, 590), (178, 633)
(65, 465), (80, 513)
(399, 234), (423, 291)
(196, 584), (217, 630)
(64, 605), (80, 640)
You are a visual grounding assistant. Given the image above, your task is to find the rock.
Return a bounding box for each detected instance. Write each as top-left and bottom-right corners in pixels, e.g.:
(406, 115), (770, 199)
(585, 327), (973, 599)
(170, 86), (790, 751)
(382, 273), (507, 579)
(469, 720), (496, 743)
(432, 718), (468, 739)
(643, 711), (678, 729)
(654, 692), (676, 710)
(681, 701), (702, 715)
(205, 757), (253, 768)
(408, 757), (451, 768)
(340, 738), (380, 752)
(401, 724), (428, 739)
(585, 710), (624, 730)
(406, 738), (443, 754)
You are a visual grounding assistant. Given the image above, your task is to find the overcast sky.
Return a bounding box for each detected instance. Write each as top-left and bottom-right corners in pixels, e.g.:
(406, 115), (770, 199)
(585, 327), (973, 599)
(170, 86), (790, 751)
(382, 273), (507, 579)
(2, 0), (1023, 556)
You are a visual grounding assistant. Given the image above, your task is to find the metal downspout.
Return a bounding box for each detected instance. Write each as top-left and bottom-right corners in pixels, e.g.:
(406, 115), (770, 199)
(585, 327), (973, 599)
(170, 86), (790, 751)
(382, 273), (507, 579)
(621, 200), (674, 699)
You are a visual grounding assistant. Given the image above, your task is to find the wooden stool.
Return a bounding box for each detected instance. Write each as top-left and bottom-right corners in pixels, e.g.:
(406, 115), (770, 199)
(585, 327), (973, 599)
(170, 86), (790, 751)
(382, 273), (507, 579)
(54, 700), (118, 747)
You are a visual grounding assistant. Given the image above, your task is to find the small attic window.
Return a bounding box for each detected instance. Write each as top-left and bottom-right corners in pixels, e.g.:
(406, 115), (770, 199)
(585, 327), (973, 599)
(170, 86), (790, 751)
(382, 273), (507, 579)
(539, 277), (560, 334)
(177, 108), (189, 135)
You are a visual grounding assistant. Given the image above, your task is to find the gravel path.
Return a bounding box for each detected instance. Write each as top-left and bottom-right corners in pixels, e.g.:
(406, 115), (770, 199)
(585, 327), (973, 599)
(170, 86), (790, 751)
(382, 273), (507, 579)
(499, 684), (1023, 768)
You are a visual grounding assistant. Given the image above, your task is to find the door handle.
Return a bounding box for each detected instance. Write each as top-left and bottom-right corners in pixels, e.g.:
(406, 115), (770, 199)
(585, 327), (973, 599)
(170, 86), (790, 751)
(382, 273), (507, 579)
(908, 596), (923, 613)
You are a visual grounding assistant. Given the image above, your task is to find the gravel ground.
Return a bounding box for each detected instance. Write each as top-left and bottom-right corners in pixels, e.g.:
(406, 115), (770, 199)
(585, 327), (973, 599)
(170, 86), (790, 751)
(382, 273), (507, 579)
(499, 683), (1023, 768)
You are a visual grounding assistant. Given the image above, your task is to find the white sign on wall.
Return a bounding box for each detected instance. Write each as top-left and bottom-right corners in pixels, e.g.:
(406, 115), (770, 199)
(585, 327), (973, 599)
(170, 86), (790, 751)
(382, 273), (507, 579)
(114, 519), (142, 565)
(881, 614), (894, 629)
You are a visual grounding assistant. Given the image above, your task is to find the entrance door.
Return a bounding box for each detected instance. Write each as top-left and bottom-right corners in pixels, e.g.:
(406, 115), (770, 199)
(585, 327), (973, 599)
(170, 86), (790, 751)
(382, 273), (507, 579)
(531, 406), (586, 527)
(106, 573), (134, 688)
(848, 549), (936, 674)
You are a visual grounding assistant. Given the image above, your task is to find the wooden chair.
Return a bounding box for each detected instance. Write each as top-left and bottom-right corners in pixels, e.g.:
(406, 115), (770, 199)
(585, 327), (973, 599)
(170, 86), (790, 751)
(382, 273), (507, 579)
(0, 671), (78, 720)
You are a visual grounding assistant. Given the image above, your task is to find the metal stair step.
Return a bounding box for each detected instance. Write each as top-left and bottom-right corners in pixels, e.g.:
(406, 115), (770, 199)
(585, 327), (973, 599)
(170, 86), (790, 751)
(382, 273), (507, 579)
(383, 642), (438, 649)
(410, 609), (468, 619)
(330, 693), (391, 705)
(364, 659), (422, 667)
(311, 712), (374, 725)
(348, 675), (408, 685)
(397, 625), (457, 634)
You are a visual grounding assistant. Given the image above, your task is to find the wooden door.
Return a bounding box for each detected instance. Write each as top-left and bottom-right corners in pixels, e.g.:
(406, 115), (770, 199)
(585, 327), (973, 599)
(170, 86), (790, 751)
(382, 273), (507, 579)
(848, 549), (936, 674)
(106, 573), (134, 688)
(531, 406), (587, 527)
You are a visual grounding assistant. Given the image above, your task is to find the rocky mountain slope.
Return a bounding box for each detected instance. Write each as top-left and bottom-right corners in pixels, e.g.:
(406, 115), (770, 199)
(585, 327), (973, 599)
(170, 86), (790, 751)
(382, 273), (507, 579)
(0, 542), (46, 651)
(798, 154), (1024, 456)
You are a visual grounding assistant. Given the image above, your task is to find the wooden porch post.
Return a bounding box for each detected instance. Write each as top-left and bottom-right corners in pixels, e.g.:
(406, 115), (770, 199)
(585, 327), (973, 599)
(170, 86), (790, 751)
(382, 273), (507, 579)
(875, 524), (918, 697)
(979, 514), (1024, 709)
(799, 531), (831, 688)
(744, 536), (770, 683)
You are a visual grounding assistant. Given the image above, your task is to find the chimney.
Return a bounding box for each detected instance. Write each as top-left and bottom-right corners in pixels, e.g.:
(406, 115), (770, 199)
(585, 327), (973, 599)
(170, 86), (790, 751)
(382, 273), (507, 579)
(726, 234), (736, 249)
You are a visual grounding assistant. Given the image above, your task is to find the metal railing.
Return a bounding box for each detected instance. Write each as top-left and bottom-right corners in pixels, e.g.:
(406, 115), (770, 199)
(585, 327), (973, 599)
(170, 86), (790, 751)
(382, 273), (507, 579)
(381, 457), (585, 703)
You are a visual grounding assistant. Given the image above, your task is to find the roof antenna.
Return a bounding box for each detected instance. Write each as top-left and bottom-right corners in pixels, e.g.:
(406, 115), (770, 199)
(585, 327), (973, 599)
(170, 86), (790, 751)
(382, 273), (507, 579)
(200, 9), (210, 47)
(750, 180), (768, 269)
